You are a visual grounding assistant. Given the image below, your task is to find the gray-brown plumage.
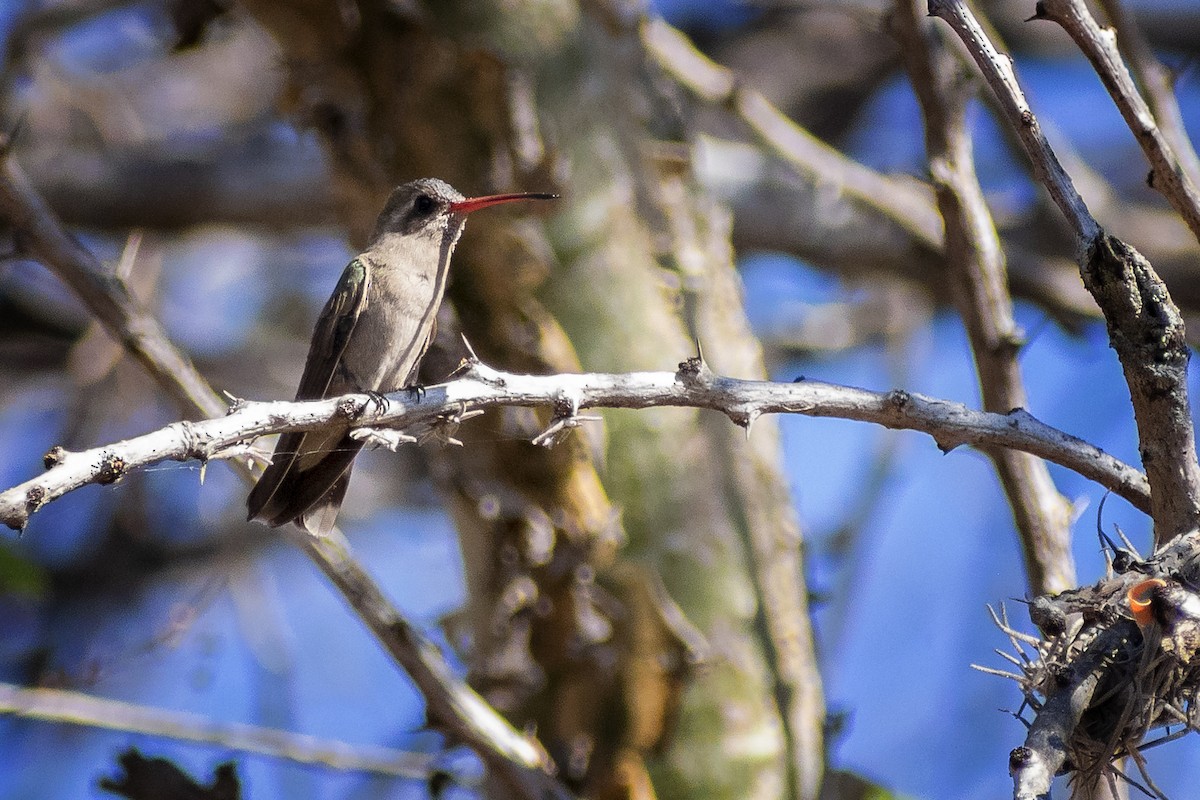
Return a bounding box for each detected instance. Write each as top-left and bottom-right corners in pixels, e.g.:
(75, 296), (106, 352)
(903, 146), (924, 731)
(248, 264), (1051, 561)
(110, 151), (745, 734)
(247, 178), (555, 534)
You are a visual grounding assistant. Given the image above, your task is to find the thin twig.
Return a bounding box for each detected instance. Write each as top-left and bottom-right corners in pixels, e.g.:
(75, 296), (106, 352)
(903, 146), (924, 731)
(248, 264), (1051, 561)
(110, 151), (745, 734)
(1095, 0), (1200, 192)
(0, 360), (1153, 531)
(0, 682), (437, 779)
(0, 158), (224, 418)
(927, 0), (1098, 243)
(1033, 0), (1200, 247)
(641, 15), (944, 251)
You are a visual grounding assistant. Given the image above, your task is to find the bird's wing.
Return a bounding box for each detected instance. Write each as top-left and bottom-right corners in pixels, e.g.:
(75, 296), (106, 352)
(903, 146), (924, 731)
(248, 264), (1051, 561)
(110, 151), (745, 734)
(295, 257), (370, 401)
(246, 259), (370, 527)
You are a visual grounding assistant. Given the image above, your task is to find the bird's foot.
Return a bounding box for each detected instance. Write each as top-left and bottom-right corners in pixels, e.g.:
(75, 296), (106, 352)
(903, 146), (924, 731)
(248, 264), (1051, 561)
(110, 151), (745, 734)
(357, 390), (390, 418)
(350, 427), (417, 451)
(404, 384), (426, 402)
(368, 390), (391, 413)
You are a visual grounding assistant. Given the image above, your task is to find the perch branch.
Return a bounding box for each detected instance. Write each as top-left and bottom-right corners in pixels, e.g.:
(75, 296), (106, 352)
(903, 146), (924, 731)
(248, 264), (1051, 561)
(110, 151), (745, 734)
(929, 0), (1200, 546)
(0, 359), (1152, 531)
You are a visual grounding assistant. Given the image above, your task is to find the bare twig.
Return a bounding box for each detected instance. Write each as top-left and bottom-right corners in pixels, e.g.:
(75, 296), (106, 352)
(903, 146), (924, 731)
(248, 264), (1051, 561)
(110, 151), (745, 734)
(1033, 0), (1200, 247)
(893, 0), (1075, 594)
(0, 682), (436, 779)
(1095, 0), (1200, 192)
(0, 360), (1152, 531)
(927, 1), (1098, 243)
(0, 155), (573, 800)
(929, 0), (1200, 546)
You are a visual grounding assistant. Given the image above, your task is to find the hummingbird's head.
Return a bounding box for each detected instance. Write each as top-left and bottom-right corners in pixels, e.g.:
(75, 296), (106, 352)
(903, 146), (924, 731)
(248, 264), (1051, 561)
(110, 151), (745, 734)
(371, 178), (558, 244)
(371, 178), (466, 243)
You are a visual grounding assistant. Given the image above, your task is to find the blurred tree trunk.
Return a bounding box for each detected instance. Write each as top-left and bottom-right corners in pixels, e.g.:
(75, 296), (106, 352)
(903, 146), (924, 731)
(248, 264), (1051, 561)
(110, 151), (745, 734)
(238, 1), (824, 798)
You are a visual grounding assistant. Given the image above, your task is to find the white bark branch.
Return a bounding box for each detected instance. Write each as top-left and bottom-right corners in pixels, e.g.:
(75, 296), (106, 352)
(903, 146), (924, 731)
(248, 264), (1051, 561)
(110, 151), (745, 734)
(0, 359), (1150, 532)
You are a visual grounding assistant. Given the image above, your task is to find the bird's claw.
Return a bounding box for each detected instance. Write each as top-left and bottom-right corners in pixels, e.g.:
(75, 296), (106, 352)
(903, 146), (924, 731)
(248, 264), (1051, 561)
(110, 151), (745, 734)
(361, 390), (391, 417)
(405, 384), (426, 402)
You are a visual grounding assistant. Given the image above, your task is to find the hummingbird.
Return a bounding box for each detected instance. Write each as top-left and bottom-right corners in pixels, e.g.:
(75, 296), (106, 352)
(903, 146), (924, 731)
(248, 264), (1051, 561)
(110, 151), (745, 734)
(247, 178), (557, 534)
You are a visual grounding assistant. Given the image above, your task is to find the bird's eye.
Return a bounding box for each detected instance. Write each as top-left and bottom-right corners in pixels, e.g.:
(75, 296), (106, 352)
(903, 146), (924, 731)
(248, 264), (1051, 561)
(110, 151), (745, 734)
(414, 194), (436, 214)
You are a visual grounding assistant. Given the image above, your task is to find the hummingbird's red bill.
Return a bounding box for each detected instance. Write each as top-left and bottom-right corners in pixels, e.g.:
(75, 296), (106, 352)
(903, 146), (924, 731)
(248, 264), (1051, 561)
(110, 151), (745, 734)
(449, 192), (559, 214)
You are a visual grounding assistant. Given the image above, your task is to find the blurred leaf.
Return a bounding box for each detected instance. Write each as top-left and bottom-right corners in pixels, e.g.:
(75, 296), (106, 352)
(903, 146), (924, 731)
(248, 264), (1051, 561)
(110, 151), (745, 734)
(0, 543), (48, 599)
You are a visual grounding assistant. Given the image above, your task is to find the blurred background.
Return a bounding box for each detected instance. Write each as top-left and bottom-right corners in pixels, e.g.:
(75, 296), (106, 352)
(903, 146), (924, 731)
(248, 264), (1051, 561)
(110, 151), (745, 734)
(1, 0), (1199, 798)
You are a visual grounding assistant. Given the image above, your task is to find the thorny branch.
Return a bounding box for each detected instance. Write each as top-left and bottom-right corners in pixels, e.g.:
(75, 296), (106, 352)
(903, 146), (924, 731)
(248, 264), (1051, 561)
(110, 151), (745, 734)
(1094, 0), (1200, 194)
(0, 359), (1152, 532)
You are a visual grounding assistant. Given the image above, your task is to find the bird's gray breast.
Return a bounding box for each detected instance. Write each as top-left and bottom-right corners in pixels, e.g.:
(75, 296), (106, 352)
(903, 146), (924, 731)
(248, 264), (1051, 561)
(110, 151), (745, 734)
(341, 252), (447, 392)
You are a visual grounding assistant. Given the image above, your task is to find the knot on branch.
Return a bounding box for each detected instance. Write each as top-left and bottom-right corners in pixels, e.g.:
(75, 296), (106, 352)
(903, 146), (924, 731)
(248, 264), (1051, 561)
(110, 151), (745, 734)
(532, 392), (600, 448)
(884, 389), (912, 411)
(457, 356), (505, 387)
(675, 355), (713, 386)
(22, 485), (46, 523)
(1083, 235), (1188, 364)
(223, 391), (247, 415)
(43, 445), (68, 470)
(172, 420), (205, 461)
(335, 396), (361, 420)
(725, 406), (759, 433)
(417, 405), (483, 448)
(995, 329), (1027, 358)
(1024, 1), (1050, 22)
(96, 452), (128, 485)
(1008, 746), (1033, 773)
(1006, 407), (1035, 428)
